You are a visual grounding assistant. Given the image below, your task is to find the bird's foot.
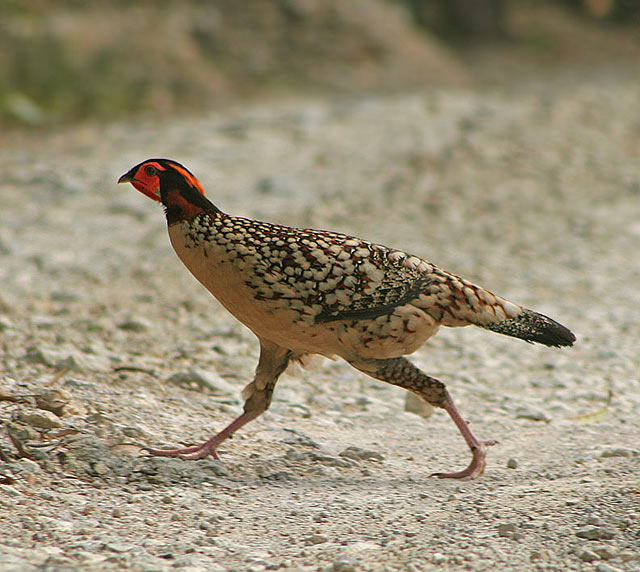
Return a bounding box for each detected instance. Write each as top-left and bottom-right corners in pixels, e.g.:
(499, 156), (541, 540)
(431, 439), (498, 479)
(142, 440), (221, 460)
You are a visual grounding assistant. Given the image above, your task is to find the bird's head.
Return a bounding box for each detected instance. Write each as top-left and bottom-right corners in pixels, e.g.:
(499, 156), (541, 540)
(118, 158), (206, 202)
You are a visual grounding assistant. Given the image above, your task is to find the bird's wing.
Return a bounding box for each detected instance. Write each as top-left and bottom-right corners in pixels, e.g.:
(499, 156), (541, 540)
(313, 248), (436, 323)
(253, 225), (438, 323)
(229, 217), (453, 324)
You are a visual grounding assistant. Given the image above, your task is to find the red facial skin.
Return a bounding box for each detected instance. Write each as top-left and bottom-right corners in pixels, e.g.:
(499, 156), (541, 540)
(117, 161), (165, 202)
(118, 160), (207, 202)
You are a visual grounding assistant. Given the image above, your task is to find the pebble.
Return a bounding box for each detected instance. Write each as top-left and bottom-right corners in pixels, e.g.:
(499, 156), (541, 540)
(167, 369), (236, 394)
(35, 388), (71, 416)
(530, 550), (550, 562)
(50, 291), (82, 302)
(339, 446), (384, 462)
(304, 534), (329, 545)
(515, 406), (550, 422)
(332, 556), (360, 572)
(575, 526), (616, 540)
(592, 546), (619, 560)
(497, 523), (523, 540)
(24, 346), (65, 366)
(586, 514), (602, 525)
(577, 548), (599, 562)
(7, 459), (42, 477)
(17, 409), (62, 429)
(600, 447), (638, 458)
(92, 462), (110, 476)
(404, 392), (434, 418)
(117, 317), (151, 332)
(619, 551), (640, 562)
(23, 345), (110, 371)
(595, 563), (622, 572)
(506, 458), (518, 469)
(0, 316), (12, 331)
(0, 484), (22, 497)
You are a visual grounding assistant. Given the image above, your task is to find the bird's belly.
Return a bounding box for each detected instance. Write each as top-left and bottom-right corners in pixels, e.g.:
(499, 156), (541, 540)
(169, 229), (327, 348)
(328, 305), (440, 360)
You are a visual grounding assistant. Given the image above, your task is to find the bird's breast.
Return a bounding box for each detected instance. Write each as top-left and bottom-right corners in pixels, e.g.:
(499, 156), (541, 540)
(167, 223), (329, 350)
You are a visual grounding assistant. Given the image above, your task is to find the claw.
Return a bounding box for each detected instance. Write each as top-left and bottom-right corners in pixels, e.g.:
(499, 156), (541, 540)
(431, 439), (497, 479)
(141, 443), (220, 460)
(139, 410), (260, 462)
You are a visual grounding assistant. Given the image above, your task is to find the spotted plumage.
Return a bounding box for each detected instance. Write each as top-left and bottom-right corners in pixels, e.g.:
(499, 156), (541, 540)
(118, 158), (575, 479)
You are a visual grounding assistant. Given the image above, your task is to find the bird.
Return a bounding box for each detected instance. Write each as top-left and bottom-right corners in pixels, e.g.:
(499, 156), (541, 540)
(118, 158), (575, 479)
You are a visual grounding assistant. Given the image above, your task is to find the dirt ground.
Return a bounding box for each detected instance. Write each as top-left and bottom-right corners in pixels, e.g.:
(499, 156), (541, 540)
(1, 68), (639, 571)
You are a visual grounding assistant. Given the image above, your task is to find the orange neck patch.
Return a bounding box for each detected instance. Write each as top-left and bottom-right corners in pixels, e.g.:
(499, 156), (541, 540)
(164, 188), (207, 222)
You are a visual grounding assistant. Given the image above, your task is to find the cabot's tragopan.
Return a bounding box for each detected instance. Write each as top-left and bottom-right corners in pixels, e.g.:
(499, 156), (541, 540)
(119, 158), (575, 478)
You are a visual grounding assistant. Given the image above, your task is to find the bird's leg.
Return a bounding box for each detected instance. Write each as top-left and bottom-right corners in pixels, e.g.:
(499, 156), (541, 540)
(143, 341), (291, 461)
(142, 410), (262, 460)
(432, 395), (497, 479)
(349, 357), (496, 479)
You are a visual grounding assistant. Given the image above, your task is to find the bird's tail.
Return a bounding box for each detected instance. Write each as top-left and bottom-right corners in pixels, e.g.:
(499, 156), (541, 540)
(426, 273), (576, 348)
(480, 308), (575, 348)
(415, 269), (575, 348)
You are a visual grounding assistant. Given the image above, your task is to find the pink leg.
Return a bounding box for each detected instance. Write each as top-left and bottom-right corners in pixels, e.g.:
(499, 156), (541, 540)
(143, 340), (291, 461)
(432, 395), (497, 479)
(142, 410), (261, 460)
(349, 356), (497, 479)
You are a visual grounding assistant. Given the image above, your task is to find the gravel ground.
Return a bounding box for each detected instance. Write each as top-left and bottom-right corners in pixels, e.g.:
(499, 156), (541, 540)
(1, 71), (639, 572)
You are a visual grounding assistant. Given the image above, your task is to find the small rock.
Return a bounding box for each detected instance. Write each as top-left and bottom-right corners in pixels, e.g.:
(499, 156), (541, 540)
(24, 346), (60, 366)
(339, 446), (384, 462)
(92, 462), (109, 476)
(304, 534), (329, 545)
(600, 447), (638, 458)
(515, 406), (550, 422)
(308, 451), (355, 468)
(0, 484), (22, 497)
(121, 425), (145, 438)
(595, 563), (622, 572)
(167, 369), (236, 394)
(431, 553), (446, 564)
(50, 291), (81, 302)
(24, 346), (109, 372)
(35, 388), (71, 416)
(332, 556), (359, 572)
(17, 409), (63, 429)
(592, 546), (619, 560)
(507, 458), (518, 469)
(575, 526), (616, 540)
(497, 523), (522, 539)
(8, 458), (42, 477)
(117, 318), (150, 332)
(530, 550), (550, 562)
(577, 549), (599, 562)
(404, 392), (434, 418)
(6, 421), (39, 457)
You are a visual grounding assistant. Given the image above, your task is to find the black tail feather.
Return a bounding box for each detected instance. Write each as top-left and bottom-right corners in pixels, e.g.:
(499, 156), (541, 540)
(482, 309), (575, 347)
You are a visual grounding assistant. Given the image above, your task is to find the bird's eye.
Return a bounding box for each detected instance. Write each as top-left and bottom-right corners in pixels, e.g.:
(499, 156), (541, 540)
(144, 165), (157, 177)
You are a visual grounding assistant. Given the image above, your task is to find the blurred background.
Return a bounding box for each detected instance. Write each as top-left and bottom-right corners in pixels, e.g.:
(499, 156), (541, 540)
(1, 0), (639, 128)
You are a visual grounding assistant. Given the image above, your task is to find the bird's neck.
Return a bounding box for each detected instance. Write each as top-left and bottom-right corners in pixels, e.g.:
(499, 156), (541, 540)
(161, 187), (221, 226)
